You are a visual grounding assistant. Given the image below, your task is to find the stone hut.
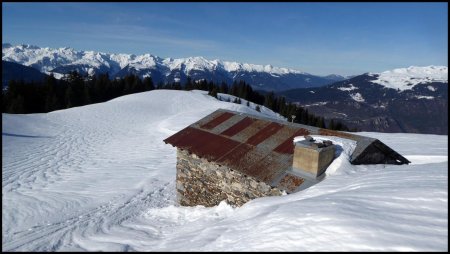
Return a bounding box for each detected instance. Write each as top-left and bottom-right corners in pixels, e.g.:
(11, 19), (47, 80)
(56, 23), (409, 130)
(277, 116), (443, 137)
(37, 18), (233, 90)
(163, 109), (410, 207)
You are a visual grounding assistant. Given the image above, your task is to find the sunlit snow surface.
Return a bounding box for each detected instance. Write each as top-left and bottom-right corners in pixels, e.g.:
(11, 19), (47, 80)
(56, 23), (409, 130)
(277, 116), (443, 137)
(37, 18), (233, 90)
(369, 66), (448, 91)
(2, 90), (447, 251)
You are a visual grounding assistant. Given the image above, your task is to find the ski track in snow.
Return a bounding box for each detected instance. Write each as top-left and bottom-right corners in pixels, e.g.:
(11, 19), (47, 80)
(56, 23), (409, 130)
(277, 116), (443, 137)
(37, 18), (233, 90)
(2, 90), (448, 251)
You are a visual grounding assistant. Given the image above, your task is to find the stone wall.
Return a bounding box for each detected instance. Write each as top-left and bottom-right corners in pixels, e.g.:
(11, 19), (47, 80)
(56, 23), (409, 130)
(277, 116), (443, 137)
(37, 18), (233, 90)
(176, 148), (282, 207)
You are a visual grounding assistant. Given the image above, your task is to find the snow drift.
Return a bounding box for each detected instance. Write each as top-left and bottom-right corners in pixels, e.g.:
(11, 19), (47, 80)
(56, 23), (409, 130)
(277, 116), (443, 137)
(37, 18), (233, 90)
(2, 90), (447, 251)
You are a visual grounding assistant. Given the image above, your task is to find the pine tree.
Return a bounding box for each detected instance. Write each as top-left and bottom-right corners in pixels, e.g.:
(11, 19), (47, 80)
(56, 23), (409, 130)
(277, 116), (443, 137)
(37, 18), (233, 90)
(278, 96), (286, 115)
(329, 119), (335, 130)
(83, 84), (92, 105)
(185, 77), (193, 91)
(44, 74), (58, 112)
(123, 74), (134, 94)
(231, 81), (239, 96)
(68, 72), (84, 107)
(294, 106), (302, 124)
(44, 93), (58, 112)
(220, 82), (229, 94)
(317, 117), (326, 128)
(199, 79), (208, 90)
(65, 85), (74, 108)
(143, 76), (155, 91)
(8, 95), (25, 113)
(306, 117), (311, 126)
(264, 92), (275, 110)
(132, 76), (144, 92)
(208, 86), (218, 98)
(207, 81), (214, 92)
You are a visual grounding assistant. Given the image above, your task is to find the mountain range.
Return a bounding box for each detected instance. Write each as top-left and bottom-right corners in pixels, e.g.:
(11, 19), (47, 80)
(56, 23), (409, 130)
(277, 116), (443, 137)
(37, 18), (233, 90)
(278, 66), (448, 134)
(2, 43), (346, 91)
(2, 43), (447, 134)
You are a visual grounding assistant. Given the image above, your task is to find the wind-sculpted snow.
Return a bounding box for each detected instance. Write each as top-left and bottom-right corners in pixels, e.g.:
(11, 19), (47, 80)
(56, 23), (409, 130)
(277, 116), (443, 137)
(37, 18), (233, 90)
(2, 90), (447, 251)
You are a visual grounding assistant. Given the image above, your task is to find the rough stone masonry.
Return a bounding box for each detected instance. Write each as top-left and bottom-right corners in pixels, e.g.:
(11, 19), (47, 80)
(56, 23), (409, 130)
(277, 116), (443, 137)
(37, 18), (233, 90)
(176, 148), (283, 207)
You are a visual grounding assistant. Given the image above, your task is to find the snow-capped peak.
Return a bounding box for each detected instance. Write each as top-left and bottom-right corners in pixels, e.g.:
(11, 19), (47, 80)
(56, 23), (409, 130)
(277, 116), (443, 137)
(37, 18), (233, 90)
(2, 43), (309, 77)
(162, 56), (217, 72)
(369, 66), (448, 91)
(221, 61), (308, 75)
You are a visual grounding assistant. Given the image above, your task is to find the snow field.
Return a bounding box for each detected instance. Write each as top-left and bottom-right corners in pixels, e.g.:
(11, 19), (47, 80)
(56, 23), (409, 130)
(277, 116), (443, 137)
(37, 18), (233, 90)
(370, 66), (448, 91)
(2, 89), (447, 251)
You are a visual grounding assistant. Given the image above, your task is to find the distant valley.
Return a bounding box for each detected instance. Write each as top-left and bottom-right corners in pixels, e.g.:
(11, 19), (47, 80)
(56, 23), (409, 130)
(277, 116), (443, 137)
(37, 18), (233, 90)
(277, 66), (448, 134)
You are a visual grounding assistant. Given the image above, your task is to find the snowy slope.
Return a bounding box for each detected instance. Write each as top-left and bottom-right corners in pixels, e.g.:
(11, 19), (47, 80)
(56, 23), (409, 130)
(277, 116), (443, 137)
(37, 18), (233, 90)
(369, 66), (448, 91)
(2, 90), (447, 251)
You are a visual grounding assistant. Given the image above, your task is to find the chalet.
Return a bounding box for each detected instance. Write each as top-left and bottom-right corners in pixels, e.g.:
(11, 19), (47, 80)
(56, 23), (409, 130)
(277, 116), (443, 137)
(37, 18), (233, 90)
(164, 109), (410, 207)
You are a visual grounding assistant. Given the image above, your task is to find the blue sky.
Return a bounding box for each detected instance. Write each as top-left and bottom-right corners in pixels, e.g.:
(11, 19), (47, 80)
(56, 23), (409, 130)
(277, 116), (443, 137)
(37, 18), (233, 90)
(2, 2), (448, 76)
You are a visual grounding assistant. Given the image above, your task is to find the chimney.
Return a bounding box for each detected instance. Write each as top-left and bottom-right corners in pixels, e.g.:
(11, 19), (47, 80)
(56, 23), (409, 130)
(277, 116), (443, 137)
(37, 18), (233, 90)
(292, 136), (336, 179)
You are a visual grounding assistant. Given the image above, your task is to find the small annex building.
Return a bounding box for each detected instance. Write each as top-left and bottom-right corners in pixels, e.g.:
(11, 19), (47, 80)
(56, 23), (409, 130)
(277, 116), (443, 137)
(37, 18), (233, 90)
(164, 109), (410, 207)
